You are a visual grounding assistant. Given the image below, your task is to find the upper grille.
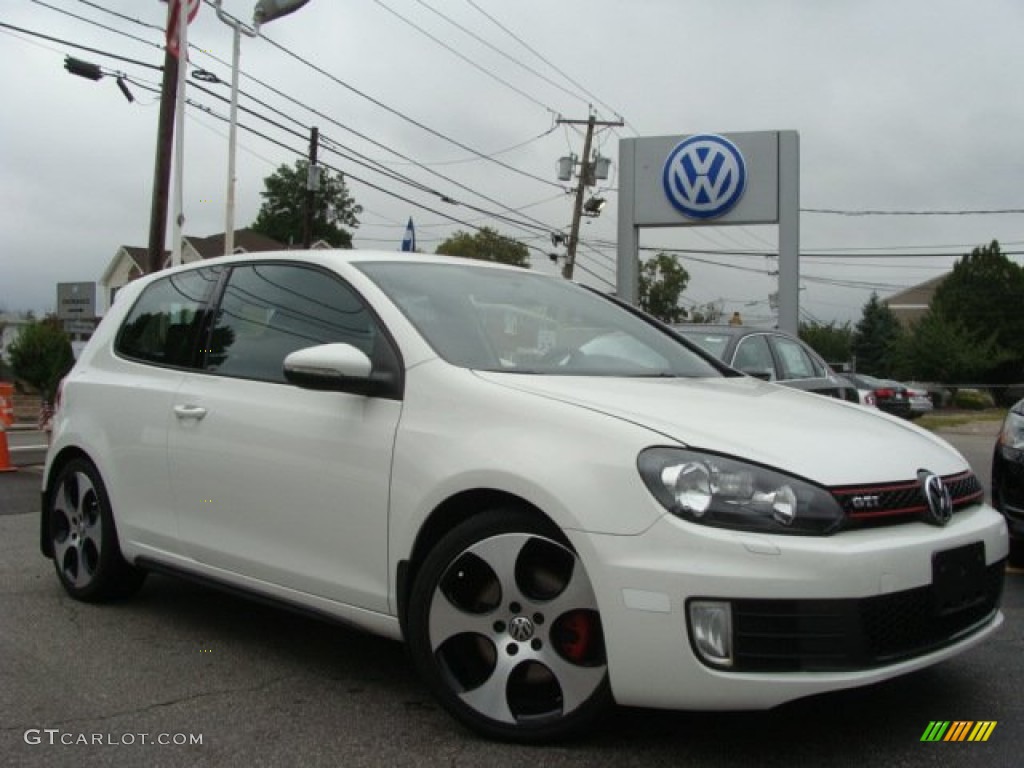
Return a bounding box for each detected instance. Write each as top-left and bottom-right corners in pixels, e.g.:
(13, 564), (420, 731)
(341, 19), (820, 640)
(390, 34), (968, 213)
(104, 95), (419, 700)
(832, 471), (984, 529)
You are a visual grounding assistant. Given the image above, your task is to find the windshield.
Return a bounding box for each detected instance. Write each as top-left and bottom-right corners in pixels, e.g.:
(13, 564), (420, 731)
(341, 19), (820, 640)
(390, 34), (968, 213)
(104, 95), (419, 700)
(358, 262), (721, 378)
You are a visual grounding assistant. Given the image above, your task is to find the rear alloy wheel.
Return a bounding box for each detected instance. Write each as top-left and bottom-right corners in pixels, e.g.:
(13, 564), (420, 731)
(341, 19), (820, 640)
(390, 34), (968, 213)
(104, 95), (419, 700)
(408, 508), (611, 742)
(48, 458), (145, 601)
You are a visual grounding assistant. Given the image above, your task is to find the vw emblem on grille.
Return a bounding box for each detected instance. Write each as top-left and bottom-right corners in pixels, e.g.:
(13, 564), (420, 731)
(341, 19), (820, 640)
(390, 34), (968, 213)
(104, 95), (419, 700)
(662, 134), (747, 219)
(919, 470), (953, 526)
(508, 615), (534, 642)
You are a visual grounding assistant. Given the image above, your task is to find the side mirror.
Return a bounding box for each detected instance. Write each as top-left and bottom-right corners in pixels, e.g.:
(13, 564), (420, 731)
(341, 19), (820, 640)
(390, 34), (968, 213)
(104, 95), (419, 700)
(283, 343), (394, 396)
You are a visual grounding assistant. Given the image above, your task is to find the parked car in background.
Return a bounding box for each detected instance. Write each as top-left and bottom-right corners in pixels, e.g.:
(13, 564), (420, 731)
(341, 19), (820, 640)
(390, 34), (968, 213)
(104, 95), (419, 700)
(41, 253), (1007, 742)
(992, 399), (1024, 564)
(905, 383), (935, 419)
(843, 373), (912, 419)
(673, 324), (860, 403)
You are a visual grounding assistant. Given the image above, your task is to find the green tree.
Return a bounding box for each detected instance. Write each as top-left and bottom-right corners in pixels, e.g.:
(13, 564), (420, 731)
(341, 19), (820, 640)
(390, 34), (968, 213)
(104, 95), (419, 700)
(892, 310), (1007, 383)
(251, 159), (361, 248)
(799, 321), (853, 366)
(852, 292), (903, 376)
(8, 317), (74, 404)
(435, 227), (530, 267)
(638, 253), (690, 323)
(929, 240), (1024, 381)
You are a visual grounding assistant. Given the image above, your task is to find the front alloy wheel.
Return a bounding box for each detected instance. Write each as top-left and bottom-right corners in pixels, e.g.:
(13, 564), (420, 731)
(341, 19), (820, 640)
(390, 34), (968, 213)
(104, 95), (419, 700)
(408, 509), (611, 742)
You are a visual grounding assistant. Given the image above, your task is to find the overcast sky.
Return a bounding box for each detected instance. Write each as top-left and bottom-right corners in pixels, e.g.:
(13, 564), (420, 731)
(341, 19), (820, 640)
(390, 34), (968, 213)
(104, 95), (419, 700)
(2, 0), (1022, 325)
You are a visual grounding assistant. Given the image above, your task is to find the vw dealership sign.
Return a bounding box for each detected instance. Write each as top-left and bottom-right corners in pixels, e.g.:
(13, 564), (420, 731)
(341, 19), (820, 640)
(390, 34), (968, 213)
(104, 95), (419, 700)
(617, 130), (800, 332)
(662, 134), (747, 219)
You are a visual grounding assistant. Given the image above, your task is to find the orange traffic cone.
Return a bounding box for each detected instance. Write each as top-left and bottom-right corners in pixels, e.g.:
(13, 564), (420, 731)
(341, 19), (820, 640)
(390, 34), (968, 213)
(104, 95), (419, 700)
(0, 425), (16, 473)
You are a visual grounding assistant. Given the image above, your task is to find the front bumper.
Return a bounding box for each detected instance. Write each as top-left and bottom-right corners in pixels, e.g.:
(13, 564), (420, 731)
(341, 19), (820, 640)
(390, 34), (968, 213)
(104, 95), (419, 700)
(569, 502), (1008, 711)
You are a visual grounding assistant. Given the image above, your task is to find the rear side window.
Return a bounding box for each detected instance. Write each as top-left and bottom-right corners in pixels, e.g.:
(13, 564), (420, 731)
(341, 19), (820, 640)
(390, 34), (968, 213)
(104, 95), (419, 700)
(772, 336), (824, 380)
(116, 268), (221, 367)
(732, 335), (776, 380)
(204, 264), (377, 383)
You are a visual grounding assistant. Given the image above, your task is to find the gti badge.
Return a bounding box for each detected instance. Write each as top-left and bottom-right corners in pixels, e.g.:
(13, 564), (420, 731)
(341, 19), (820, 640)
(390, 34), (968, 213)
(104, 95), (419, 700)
(918, 470), (953, 526)
(851, 495), (880, 510)
(662, 134), (747, 219)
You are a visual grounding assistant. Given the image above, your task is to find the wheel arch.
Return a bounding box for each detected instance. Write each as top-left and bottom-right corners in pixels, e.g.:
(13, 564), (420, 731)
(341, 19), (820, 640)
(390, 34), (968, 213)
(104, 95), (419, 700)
(396, 488), (561, 635)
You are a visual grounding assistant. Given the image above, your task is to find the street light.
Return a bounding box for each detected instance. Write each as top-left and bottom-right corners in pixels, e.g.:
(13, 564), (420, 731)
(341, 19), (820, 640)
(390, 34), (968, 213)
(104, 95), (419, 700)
(63, 56), (135, 101)
(213, 0), (311, 256)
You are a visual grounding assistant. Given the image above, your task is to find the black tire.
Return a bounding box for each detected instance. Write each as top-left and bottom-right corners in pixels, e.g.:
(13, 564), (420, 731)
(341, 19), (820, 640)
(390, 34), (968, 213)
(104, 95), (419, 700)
(407, 507), (612, 743)
(47, 458), (146, 601)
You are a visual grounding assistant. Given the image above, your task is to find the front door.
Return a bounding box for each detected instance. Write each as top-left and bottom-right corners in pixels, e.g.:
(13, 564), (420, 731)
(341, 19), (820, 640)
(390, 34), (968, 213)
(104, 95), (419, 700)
(167, 263), (402, 612)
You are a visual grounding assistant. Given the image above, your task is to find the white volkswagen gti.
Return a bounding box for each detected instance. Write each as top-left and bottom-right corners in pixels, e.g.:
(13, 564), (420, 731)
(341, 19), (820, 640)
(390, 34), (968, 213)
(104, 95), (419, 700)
(41, 252), (1008, 742)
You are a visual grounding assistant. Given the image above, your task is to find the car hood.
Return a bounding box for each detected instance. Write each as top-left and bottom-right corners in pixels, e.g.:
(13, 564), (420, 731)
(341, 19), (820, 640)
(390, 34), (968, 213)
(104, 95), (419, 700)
(475, 373), (966, 486)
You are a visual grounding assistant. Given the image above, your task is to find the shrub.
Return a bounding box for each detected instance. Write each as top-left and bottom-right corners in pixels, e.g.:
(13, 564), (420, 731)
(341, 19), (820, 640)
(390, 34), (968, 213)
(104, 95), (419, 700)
(952, 388), (995, 410)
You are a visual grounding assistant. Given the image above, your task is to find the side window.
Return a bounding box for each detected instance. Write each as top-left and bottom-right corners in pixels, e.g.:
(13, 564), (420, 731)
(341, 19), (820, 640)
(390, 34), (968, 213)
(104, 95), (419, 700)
(116, 268), (220, 367)
(732, 335), (775, 380)
(771, 336), (820, 380)
(204, 264), (378, 383)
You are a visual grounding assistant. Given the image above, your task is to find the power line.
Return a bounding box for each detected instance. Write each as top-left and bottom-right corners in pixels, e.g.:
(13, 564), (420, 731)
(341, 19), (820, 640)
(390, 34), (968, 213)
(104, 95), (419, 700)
(159, 82), (561, 263)
(185, 78), (559, 240)
(89, 0), (570, 197)
(254, 28), (566, 190)
(369, 0), (557, 114)
(28, 0), (164, 51)
(73, 0), (166, 34)
(29, 4), (572, 240)
(802, 206), (1024, 216)
(374, 126), (558, 167)
(0, 20), (163, 70)
(462, 0), (635, 135)
(410, 0), (589, 109)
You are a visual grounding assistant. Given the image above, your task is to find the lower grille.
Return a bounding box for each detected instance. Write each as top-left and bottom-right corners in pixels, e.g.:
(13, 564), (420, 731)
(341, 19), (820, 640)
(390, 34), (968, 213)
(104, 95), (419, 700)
(725, 562), (1004, 672)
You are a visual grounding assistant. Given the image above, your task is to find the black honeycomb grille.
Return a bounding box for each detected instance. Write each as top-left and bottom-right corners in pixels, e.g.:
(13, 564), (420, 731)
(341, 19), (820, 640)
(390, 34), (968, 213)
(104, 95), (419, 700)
(723, 562), (1004, 672)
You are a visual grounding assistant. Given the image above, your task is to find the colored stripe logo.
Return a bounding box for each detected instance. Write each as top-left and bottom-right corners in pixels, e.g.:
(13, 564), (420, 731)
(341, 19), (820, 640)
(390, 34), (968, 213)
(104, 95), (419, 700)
(921, 721), (997, 742)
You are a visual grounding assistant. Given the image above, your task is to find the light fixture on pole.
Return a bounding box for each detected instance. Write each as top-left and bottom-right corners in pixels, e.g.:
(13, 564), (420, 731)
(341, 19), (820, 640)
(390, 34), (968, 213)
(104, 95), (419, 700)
(583, 196), (606, 217)
(213, 0), (312, 256)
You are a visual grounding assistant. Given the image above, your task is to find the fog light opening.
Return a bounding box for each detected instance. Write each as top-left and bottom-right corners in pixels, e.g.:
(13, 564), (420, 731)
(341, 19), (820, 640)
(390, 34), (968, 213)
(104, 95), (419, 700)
(689, 601), (733, 667)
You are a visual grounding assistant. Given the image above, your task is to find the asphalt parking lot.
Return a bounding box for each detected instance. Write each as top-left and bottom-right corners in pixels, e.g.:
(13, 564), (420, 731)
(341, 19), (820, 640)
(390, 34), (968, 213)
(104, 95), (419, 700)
(1, 427), (1020, 768)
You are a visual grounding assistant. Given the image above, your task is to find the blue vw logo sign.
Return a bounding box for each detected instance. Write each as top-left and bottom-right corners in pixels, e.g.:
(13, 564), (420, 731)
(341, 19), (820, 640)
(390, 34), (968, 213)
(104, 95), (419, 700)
(662, 134), (747, 219)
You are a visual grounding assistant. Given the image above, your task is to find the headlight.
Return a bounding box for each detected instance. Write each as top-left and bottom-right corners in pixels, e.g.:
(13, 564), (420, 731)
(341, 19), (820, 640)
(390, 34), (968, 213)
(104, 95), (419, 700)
(1000, 411), (1024, 451)
(638, 447), (843, 535)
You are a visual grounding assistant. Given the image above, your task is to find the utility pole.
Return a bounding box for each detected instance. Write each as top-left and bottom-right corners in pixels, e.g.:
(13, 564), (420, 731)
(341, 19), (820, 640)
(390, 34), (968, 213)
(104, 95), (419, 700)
(557, 114), (623, 280)
(302, 126), (319, 249)
(146, 44), (177, 274)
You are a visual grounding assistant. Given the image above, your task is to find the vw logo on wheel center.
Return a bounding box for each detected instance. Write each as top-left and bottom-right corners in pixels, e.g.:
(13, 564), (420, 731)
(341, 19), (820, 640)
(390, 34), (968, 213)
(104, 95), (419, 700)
(662, 134), (747, 220)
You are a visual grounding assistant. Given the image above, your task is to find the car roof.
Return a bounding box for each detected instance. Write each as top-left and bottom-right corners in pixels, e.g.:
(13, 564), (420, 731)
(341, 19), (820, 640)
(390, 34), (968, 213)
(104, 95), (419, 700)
(673, 324), (788, 337)
(167, 249), (527, 271)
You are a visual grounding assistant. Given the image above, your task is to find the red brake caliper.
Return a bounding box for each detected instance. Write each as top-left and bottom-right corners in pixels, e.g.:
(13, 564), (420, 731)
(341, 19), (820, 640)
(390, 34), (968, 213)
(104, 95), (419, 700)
(557, 611), (593, 663)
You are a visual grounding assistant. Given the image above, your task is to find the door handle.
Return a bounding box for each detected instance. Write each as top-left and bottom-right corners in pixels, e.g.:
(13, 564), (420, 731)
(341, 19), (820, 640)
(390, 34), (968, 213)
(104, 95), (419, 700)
(173, 404), (208, 421)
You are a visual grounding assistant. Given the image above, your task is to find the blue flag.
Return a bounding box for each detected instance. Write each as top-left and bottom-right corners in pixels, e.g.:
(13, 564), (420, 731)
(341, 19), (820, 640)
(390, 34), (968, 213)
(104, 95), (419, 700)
(401, 217), (416, 252)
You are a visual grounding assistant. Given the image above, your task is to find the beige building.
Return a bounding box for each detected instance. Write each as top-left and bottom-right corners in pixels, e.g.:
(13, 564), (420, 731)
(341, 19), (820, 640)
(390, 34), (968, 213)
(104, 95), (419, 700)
(883, 273), (948, 327)
(97, 229), (292, 313)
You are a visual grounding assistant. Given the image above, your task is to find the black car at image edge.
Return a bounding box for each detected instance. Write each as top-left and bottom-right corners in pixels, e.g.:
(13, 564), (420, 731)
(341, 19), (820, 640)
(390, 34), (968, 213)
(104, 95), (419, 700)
(992, 398), (1024, 564)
